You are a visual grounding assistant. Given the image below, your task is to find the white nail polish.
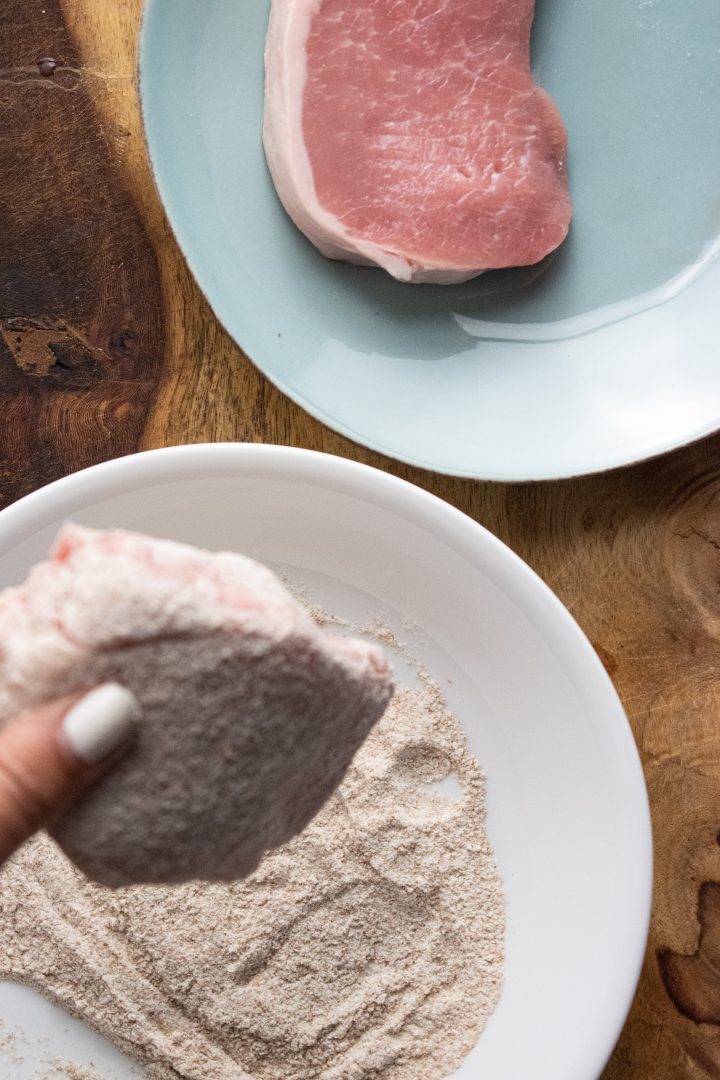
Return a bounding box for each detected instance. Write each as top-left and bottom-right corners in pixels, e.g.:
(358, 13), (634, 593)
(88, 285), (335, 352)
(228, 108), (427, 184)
(62, 684), (139, 764)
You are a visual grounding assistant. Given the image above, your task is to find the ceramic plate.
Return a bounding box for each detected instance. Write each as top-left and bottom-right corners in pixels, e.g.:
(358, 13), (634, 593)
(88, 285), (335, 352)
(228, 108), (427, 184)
(0, 444), (651, 1078)
(138, 0), (720, 480)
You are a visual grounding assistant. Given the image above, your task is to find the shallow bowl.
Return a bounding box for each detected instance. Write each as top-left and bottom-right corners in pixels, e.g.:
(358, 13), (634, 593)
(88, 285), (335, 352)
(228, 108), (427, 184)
(0, 444), (651, 1078)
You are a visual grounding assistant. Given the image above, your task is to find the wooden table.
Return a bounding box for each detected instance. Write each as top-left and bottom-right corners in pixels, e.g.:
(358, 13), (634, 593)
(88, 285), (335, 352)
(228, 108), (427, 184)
(2, 2), (720, 1075)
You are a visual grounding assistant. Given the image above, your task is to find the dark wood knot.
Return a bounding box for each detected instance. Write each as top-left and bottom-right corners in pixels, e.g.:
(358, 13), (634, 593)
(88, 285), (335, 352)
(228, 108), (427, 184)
(37, 57), (57, 78)
(659, 880), (720, 1025)
(109, 330), (139, 354)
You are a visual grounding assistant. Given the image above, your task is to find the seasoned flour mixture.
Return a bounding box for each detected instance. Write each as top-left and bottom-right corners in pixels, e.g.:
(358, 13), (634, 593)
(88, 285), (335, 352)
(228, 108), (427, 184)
(0, 677), (504, 1080)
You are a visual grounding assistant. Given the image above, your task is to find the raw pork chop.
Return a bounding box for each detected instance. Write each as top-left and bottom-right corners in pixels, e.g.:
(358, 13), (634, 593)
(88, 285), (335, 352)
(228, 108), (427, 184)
(0, 525), (393, 886)
(264, 0), (572, 283)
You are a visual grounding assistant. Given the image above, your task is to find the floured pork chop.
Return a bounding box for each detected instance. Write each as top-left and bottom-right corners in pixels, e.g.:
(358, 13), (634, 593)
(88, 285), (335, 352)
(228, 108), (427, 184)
(263, 0), (572, 283)
(0, 525), (393, 886)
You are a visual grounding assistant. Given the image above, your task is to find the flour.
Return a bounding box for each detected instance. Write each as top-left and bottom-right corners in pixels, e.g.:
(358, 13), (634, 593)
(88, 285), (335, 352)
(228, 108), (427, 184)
(0, 645), (504, 1079)
(0, 526), (392, 886)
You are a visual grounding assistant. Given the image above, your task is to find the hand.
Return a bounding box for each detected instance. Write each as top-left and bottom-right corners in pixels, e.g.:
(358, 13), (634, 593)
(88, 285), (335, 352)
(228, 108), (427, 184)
(0, 684), (137, 866)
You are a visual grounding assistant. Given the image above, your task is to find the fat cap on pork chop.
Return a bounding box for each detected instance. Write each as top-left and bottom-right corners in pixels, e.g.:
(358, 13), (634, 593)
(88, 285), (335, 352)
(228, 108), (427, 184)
(263, 0), (572, 283)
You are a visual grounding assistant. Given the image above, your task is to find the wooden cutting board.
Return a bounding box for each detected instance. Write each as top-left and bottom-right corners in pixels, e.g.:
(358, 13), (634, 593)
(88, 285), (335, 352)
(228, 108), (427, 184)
(2, 1), (720, 1075)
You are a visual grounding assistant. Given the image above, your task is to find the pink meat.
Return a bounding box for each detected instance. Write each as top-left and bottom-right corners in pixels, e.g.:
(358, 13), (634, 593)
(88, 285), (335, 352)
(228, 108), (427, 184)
(263, 0), (572, 284)
(0, 525), (393, 886)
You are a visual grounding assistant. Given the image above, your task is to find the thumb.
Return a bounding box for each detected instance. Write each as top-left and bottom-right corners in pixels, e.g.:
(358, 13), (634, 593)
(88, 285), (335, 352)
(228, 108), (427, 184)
(0, 684), (138, 865)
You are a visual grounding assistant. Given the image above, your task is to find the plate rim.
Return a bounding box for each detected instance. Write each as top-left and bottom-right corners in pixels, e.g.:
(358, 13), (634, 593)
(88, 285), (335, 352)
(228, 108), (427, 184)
(0, 442), (653, 1077)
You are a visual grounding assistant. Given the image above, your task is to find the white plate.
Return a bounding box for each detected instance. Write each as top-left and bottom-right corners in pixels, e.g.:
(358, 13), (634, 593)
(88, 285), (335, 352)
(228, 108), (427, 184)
(0, 444), (651, 1078)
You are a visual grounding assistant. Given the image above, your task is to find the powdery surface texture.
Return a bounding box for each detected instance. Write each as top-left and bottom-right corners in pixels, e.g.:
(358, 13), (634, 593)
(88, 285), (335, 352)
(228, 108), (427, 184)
(263, 0), (571, 283)
(0, 526), (392, 887)
(0, 677), (504, 1080)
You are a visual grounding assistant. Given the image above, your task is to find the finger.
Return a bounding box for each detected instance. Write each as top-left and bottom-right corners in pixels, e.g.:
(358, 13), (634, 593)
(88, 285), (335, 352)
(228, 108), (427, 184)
(0, 683), (138, 864)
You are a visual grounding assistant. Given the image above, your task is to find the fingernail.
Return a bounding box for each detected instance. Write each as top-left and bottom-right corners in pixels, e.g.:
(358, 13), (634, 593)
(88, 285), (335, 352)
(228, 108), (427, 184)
(62, 683), (139, 764)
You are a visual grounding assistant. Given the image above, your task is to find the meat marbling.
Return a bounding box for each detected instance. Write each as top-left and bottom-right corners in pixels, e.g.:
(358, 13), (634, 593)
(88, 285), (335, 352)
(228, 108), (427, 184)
(263, 0), (572, 283)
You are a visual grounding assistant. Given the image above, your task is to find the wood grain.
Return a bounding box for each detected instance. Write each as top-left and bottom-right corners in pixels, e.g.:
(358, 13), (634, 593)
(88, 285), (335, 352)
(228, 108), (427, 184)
(2, 1), (720, 1076)
(0, 0), (164, 506)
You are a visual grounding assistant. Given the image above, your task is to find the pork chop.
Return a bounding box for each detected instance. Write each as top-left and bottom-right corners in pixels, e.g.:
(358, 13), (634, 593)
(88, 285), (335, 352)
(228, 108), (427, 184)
(0, 525), (393, 886)
(263, 0), (572, 283)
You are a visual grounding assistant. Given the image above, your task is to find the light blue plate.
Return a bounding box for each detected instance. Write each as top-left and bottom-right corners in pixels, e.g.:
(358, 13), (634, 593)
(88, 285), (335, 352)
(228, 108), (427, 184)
(140, 0), (720, 480)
